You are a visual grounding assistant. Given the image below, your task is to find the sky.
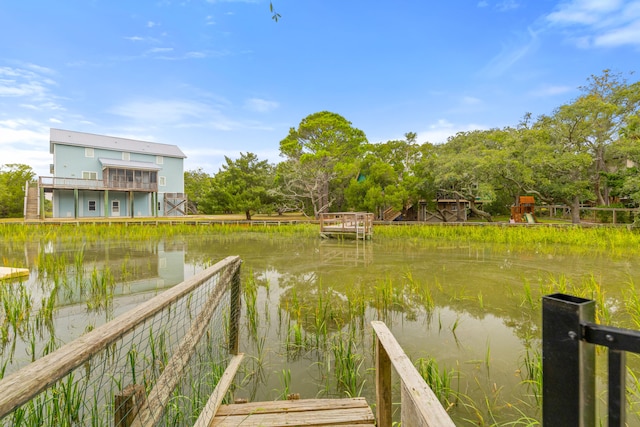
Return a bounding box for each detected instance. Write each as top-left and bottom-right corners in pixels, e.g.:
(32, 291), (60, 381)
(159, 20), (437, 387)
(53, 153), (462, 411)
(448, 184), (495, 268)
(1, 0), (639, 177)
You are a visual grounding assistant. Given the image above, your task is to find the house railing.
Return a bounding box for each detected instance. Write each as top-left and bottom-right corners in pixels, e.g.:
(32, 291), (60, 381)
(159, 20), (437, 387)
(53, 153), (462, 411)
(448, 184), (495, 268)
(543, 293), (640, 426)
(371, 321), (455, 427)
(39, 176), (158, 192)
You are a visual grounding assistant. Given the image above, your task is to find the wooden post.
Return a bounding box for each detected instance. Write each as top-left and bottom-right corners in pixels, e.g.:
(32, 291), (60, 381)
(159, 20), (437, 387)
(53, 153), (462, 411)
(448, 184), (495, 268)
(74, 188), (79, 219)
(39, 185), (45, 220)
(229, 266), (242, 355)
(375, 334), (392, 427)
(115, 384), (146, 427)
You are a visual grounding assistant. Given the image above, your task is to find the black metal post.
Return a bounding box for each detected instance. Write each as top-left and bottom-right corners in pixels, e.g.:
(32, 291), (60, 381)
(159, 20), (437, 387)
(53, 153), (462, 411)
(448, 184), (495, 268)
(542, 293), (595, 427)
(608, 349), (626, 427)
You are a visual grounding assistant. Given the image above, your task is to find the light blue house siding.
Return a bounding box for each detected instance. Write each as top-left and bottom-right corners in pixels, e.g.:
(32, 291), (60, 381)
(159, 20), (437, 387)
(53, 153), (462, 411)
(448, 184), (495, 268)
(43, 129), (187, 219)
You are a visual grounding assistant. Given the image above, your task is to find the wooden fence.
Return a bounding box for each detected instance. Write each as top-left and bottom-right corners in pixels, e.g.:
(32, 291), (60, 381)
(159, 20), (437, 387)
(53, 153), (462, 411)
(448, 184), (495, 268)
(0, 256), (242, 426)
(372, 321), (455, 427)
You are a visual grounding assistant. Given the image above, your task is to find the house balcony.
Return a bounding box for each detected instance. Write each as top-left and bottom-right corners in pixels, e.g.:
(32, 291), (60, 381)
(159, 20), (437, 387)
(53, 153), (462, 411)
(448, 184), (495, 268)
(39, 176), (158, 192)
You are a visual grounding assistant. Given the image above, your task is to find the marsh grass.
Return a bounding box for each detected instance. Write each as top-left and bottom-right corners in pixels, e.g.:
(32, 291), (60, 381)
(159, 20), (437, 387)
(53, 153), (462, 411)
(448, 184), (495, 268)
(5, 223), (640, 425)
(415, 357), (458, 408)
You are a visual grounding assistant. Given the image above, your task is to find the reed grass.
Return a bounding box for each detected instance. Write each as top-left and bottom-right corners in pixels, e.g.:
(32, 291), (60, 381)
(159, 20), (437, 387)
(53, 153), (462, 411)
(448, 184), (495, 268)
(5, 222), (640, 426)
(415, 357), (458, 408)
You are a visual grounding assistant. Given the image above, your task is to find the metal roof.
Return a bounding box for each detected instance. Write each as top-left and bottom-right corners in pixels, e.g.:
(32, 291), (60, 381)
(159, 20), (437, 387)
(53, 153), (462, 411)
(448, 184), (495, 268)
(98, 158), (162, 171)
(50, 128), (186, 158)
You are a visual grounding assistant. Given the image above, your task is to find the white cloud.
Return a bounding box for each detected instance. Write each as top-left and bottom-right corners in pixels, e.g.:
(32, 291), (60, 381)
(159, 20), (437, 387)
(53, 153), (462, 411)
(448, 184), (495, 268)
(0, 68), (49, 98)
(416, 119), (487, 144)
(480, 27), (540, 76)
(529, 84), (574, 97)
(148, 47), (174, 54)
(49, 118), (62, 124)
(109, 99), (242, 131)
(461, 96), (482, 106)
(110, 99), (211, 123)
(0, 120), (51, 175)
(496, 0), (520, 12)
(594, 21), (640, 46)
(545, 0), (640, 48)
(244, 98), (279, 113)
(147, 21), (159, 28)
(478, 1), (489, 7)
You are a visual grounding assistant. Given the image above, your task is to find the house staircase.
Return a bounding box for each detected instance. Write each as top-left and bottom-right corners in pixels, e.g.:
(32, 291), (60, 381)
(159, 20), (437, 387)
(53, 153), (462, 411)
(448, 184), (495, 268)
(24, 182), (39, 220)
(382, 206), (402, 221)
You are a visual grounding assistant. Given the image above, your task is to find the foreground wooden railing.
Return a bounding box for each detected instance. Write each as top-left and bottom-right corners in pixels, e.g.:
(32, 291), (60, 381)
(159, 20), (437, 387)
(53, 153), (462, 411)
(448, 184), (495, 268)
(371, 321), (455, 427)
(0, 256), (242, 425)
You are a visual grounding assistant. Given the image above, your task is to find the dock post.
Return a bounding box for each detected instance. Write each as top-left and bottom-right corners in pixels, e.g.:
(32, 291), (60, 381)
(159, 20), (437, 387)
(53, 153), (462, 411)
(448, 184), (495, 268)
(542, 293), (595, 427)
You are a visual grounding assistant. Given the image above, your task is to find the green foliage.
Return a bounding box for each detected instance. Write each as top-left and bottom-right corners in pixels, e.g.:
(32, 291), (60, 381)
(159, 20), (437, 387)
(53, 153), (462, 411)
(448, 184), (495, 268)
(203, 153), (276, 220)
(0, 164), (35, 218)
(278, 111), (367, 218)
(184, 168), (213, 214)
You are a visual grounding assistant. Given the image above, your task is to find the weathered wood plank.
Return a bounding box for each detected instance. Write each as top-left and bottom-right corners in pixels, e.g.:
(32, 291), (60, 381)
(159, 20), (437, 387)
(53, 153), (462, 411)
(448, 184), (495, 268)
(131, 264), (236, 426)
(215, 397), (370, 416)
(375, 334), (392, 427)
(193, 353), (244, 427)
(0, 256), (241, 420)
(0, 267), (29, 280)
(114, 384), (146, 427)
(371, 321), (455, 427)
(212, 397), (374, 426)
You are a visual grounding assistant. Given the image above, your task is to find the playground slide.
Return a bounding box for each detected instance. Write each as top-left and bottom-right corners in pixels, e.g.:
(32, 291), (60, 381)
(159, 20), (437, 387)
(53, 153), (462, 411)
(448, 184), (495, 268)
(524, 213), (536, 223)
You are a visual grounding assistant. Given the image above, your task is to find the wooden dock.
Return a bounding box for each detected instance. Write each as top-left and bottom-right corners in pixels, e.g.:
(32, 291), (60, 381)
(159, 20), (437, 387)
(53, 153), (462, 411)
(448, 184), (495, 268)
(0, 267), (29, 280)
(0, 256), (455, 427)
(210, 397), (375, 426)
(319, 212), (374, 240)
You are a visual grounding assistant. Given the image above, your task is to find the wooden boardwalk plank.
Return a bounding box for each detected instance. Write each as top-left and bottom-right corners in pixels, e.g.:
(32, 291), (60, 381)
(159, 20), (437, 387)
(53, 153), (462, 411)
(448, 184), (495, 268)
(0, 267), (29, 280)
(211, 397), (375, 427)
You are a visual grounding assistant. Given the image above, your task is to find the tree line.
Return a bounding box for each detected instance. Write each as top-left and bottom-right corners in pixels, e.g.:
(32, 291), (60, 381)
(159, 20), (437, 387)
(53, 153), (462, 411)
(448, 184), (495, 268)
(1, 70), (638, 223)
(187, 70), (640, 223)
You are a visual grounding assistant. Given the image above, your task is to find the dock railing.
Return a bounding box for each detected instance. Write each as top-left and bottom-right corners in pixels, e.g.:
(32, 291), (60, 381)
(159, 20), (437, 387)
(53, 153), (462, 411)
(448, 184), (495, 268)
(0, 256), (243, 427)
(319, 212), (374, 240)
(371, 321), (455, 427)
(543, 293), (640, 427)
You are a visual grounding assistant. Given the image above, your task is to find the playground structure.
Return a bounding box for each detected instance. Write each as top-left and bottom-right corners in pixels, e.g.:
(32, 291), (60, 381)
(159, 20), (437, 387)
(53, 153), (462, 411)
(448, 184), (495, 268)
(511, 196), (537, 223)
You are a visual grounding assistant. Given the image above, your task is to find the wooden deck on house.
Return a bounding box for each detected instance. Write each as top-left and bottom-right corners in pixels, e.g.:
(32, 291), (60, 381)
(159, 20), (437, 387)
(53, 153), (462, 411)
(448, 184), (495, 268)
(210, 397), (375, 426)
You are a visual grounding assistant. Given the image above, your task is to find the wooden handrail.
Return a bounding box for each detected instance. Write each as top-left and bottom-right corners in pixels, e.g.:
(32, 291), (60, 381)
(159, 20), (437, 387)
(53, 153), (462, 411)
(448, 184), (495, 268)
(0, 255), (241, 420)
(371, 321), (455, 427)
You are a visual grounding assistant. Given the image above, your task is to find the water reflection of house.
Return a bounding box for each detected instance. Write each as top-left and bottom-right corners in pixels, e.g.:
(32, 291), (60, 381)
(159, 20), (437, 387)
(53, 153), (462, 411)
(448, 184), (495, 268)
(27, 129), (187, 219)
(23, 240), (186, 305)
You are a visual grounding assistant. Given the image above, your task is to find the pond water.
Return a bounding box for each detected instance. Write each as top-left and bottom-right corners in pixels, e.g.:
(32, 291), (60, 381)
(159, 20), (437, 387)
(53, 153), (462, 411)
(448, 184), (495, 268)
(2, 230), (640, 425)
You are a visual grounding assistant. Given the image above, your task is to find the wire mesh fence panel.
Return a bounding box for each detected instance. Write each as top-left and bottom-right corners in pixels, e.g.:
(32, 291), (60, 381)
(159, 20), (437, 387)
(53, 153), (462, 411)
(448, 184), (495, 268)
(0, 256), (242, 427)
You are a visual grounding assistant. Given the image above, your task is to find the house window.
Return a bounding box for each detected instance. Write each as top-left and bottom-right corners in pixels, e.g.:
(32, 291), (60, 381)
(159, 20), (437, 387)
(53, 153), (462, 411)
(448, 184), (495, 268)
(112, 200), (120, 214)
(159, 176), (166, 186)
(156, 156), (163, 165)
(122, 152), (130, 161)
(88, 200), (97, 212)
(85, 148), (94, 158)
(82, 171), (97, 180)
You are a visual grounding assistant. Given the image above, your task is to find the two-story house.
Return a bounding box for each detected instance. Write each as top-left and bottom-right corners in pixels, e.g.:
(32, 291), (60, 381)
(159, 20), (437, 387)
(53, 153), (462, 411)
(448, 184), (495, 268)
(36, 129), (187, 219)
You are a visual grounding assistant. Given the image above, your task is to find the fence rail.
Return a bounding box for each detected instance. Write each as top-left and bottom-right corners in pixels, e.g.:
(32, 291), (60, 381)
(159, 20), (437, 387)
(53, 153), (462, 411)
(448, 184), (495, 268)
(0, 255), (242, 426)
(543, 293), (640, 427)
(371, 321), (455, 427)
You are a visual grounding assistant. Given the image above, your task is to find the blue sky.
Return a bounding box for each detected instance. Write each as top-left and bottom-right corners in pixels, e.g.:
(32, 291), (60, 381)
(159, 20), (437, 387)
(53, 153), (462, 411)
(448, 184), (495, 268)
(1, 0), (638, 177)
